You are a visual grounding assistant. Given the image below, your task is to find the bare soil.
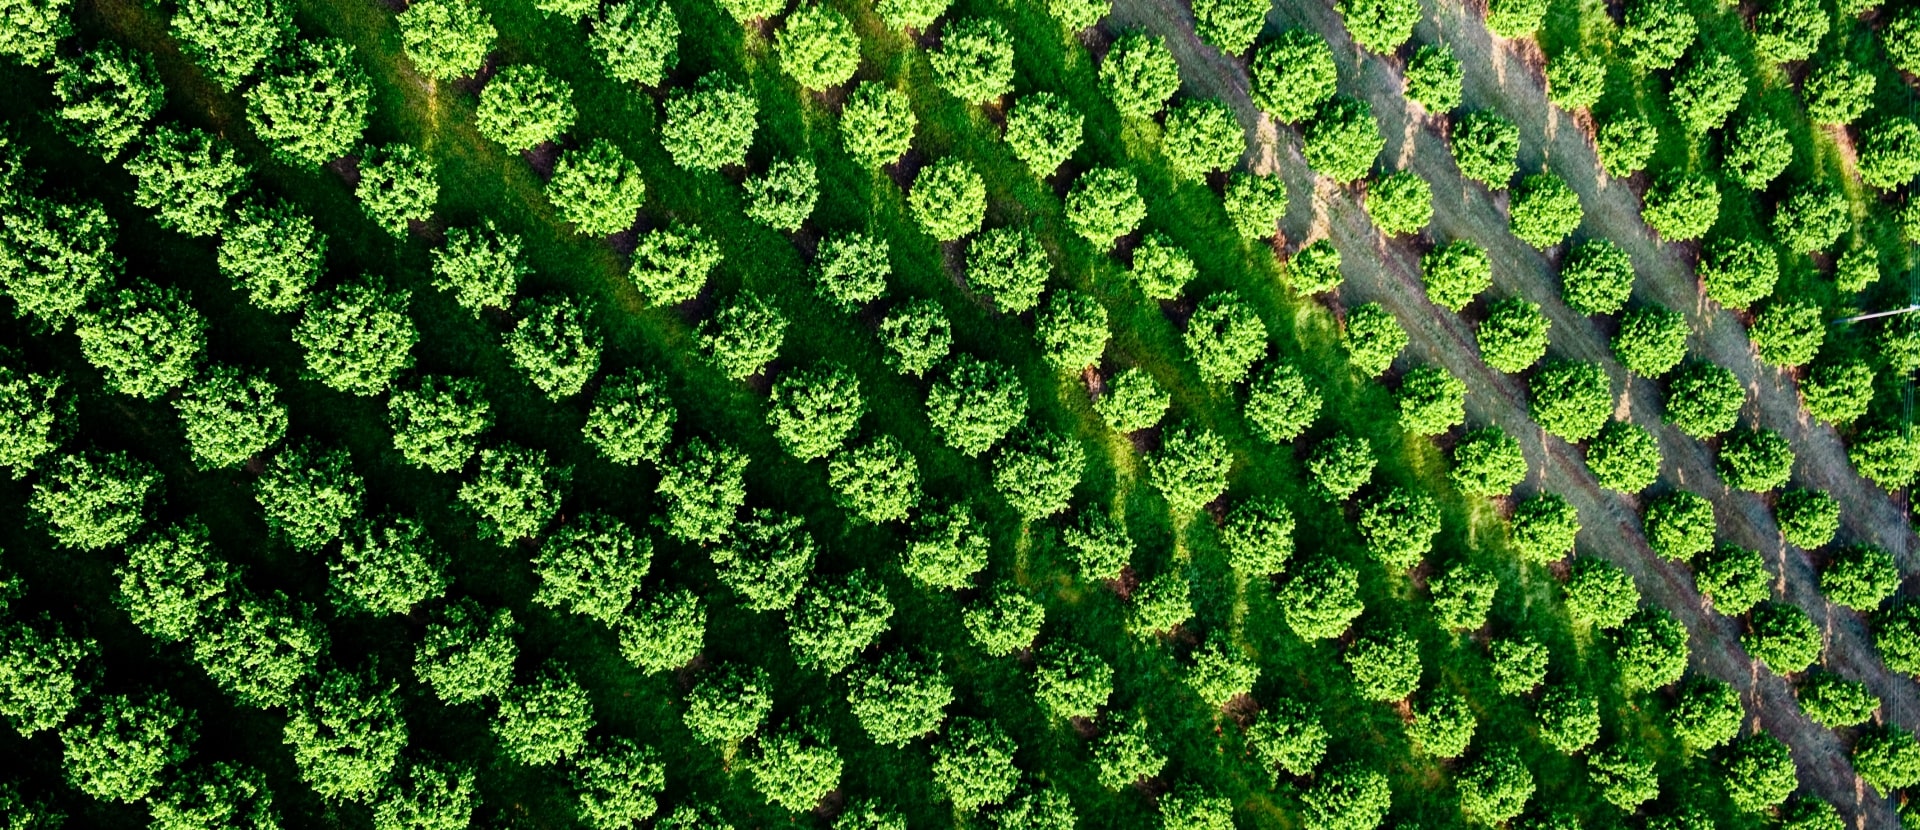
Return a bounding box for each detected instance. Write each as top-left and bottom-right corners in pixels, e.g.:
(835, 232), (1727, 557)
(1107, 0), (1917, 825)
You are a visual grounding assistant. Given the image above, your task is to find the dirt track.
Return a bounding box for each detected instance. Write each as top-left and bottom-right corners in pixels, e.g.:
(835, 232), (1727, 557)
(1103, 0), (1920, 824)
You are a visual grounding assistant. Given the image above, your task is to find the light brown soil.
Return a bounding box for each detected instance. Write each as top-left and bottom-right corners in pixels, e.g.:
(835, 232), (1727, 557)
(1107, 0), (1917, 825)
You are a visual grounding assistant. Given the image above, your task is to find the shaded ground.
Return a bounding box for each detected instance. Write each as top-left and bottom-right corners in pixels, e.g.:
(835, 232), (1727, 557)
(1106, 0), (1919, 824)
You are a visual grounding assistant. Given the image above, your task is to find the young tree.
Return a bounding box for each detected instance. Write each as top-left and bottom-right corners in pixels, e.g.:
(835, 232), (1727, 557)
(766, 364), (864, 461)
(256, 441), (363, 551)
(1477, 297), (1550, 373)
(1191, 0), (1266, 53)
(1528, 360), (1611, 442)
(1586, 420), (1661, 493)
(428, 221), (526, 316)
(1453, 111), (1520, 189)
(1696, 542), (1769, 616)
(332, 518), (445, 616)
(1250, 29), (1336, 123)
(1065, 167), (1147, 249)
(1558, 240), (1635, 316)
(1405, 44), (1462, 112)
(150, 762), (278, 830)
(1853, 727), (1920, 794)
(1397, 365), (1467, 436)
(617, 589), (704, 675)
(1802, 361), (1873, 426)
(1163, 98), (1244, 181)
(29, 450), (159, 551)
(399, 0), (494, 81)
(1451, 428), (1527, 497)
(1797, 671), (1878, 728)
(247, 39), (372, 168)
(356, 143), (439, 235)
(1619, 0), (1695, 69)
(1159, 788), (1235, 830)
(1101, 31), (1181, 119)
(1726, 114), (1792, 191)
(660, 73), (757, 171)
(840, 82), (915, 168)
(1127, 233), (1195, 300)
(172, 366), (285, 470)
(1184, 292), (1267, 384)
(1346, 627), (1421, 701)
(1128, 569), (1194, 636)
(1421, 239), (1491, 311)
(1337, 0), (1418, 52)
(1431, 563), (1498, 632)
(1303, 763), (1391, 830)
(1218, 496), (1294, 576)
(60, 692), (195, 803)
(1060, 507), (1133, 582)
(1837, 248), (1880, 293)
(294, 276), (416, 395)
(170, 0), (292, 90)
(1587, 743), (1659, 810)
(1744, 601), (1822, 673)
(1309, 433), (1376, 500)
(1750, 300), (1823, 367)
(808, 231), (891, 311)
(1304, 96), (1384, 183)
(655, 438), (748, 544)
(1489, 635), (1548, 695)
(0, 616), (95, 738)
(550, 140), (646, 236)
(219, 200), (325, 314)
(1360, 486), (1443, 570)
(700, 292), (788, 379)
(963, 586), (1045, 655)
(1345, 302), (1408, 377)
(0, 0), (70, 65)
(478, 65), (576, 151)
(1597, 115), (1657, 177)
(846, 652), (951, 746)
(282, 667), (407, 801)
(875, 0), (948, 29)
(1720, 734), (1798, 814)
(1006, 92), (1083, 178)
(790, 570), (894, 674)
(1, 194), (122, 327)
(1850, 424), (1920, 490)
(1612, 305), (1687, 378)
(0, 361), (66, 479)
(1511, 491), (1580, 564)
(1094, 718), (1166, 788)
(1665, 362), (1743, 438)
(1049, 0), (1108, 28)
(458, 444), (568, 544)
(1644, 490), (1714, 562)
(1032, 643), (1112, 720)
(744, 156), (820, 231)
(1641, 172), (1718, 242)
(112, 520), (229, 643)
(1149, 425), (1234, 513)
(1545, 51), (1604, 110)
(712, 509), (816, 611)
(1823, 543), (1900, 611)
(506, 297), (602, 399)
(387, 375), (491, 473)
(1669, 50), (1743, 135)
(1615, 607), (1689, 693)
(75, 281), (205, 401)
(126, 126), (247, 238)
(51, 43), (164, 161)
(1281, 557), (1365, 640)
(1775, 488), (1839, 550)
(1245, 362), (1321, 443)
(374, 759), (478, 830)
(926, 355), (1027, 457)
(992, 430), (1086, 520)
(827, 435), (920, 524)
(1366, 169), (1433, 236)
(957, 231), (1047, 317)
(1097, 367), (1170, 434)
(192, 591), (327, 708)
(533, 513), (649, 624)
(629, 223), (721, 307)
(494, 663), (595, 766)
(1509, 172), (1582, 248)
(1565, 557), (1640, 630)
(777, 4), (859, 90)
(1753, 0), (1826, 63)
(413, 599), (519, 705)
(931, 17), (1014, 103)
(1803, 59), (1873, 126)
(1458, 746), (1534, 826)
(1036, 290), (1109, 372)
(1860, 117), (1920, 191)
(1246, 700), (1328, 781)
(1669, 677), (1742, 750)
(931, 718), (1018, 813)
(1717, 427), (1794, 491)
(910, 157), (987, 241)
(747, 727), (843, 812)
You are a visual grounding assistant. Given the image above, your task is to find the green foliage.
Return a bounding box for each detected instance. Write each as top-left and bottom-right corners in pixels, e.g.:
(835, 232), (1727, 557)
(1849, 424), (1920, 490)
(1366, 170), (1432, 236)
(256, 441), (362, 551)
(477, 64), (575, 152)
(1753, 0), (1826, 62)
(1303, 763), (1391, 830)
(1452, 428), (1526, 498)
(1421, 239), (1491, 311)
(50, 43), (163, 161)
(0, 194), (121, 327)
(932, 717), (1018, 813)
(1150, 425), (1234, 513)
(1641, 173), (1718, 242)
(1346, 627), (1421, 701)
(1744, 601), (1821, 673)
(170, 0), (290, 90)
(655, 438), (747, 544)
(533, 513), (648, 624)
(1453, 111), (1520, 188)
(397, 0), (495, 81)
(910, 157), (987, 241)
(333, 515), (448, 616)
(1537, 686), (1600, 753)
(1033, 642), (1113, 720)
(1823, 543), (1900, 611)
(966, 227), (1050, 312)
(151, 762), (277, 830)
(1597, 116), (1657, 177)
(1303, 96), (1384, 183)
(414, 599), (518, 704)
(1588, 743), (1659, 810)
(1489, 635), (1548, 695)
(1336, 0), (1418, 52)
(994, 430), (1086, 520)
(1665, 362), (1743, 438)
(76, 280), (204, 401)
(932, 17), (1014, 103)
(1716, 427), (1794, 491)
(1775, 488), (1839, 549)
(828, 435), (920, 524)
(1247, 699), (1327, 779)
(875, 0), (947, 28)
(1036, 289), (1109, 371)
(777, 4), (859, 90)
(1128, 568), (1194, 636)
(550, 140), (646, 236)
(684, 665), (773, 747)
(661, 73), (757, 171)
(0, 616), (94, 736)
(1094, 718), (1166, 788)
(1860, 118), (1920, 190)
(1459, 745), (1534, 825)
(710, 0), (778, 22)
(114, 520), (228, 643)
(1836, 248), (1880, 292)
(283, 667), (407, 801)
(1432, 562), (1498, 632)
(1101, 31), (1181, 119)
(1620, 0), (1696, 69)
(1586, 420), (1660, 493)
(457, 444), (568, 544)
(1186, 638), (1259, 707)
(1217, 497), (1294, 577)
(495, 663), (595, 766)
(1060, 508), (1132, 582)
(1397, 366), (1466, 437)
(1855, 727), (1920, 794)
(748, 727), (842, 812)
(1750, 300), (1822, 367)
(1695, 542), (1768, 616)
(1564, 557), (1639, 630)
(902, 503), (990, 589)
(127, 126), (245, 238)
(964, 587), (1045, 655)
(629, 223), (721, 306)
(192, 592), (326, 708)
(1477, 297), (1550, 373)
(1049, 0), (1107, 29)
(1289, 239), (1344, 295)
(1780, 797), (1844, 830)
(1192, 0), (1265, 53)
(617, 589), (704, 675)
(590, 0), (677, 86)
(1404, 44), (1462, 112)
(506, 297), (602, 399)
(1615, 608), (1690, 694)
(1163, 98), (1243, 181)
(1802, 361), (1873, 426)
(1185, 291), (1267, 384)
(247, 39), (372, 168)
(1726, 115), (1791, 191)
(1644, 490), (1714, 562)
(356, 143), (439, 235)
(1281, 557), (1364, 640)
(1160, 788), (1234, 830)
(712, 509), (816, 611)
(1545, 51), (1605, 110)
(1803, 59), (1873, 125)
(60, 692), (194, 803)
(767, 364), (863, 461)
(1005, 92), (1082, 177)
(743, 156), (817, 231)
(1670, 51), (1743, 135)
(790, 571), (894, 674)
(926, 355), (1027, 457)
(840, 82), (915, 168)
(0, 0), (69, 65)
(1721, 734), (1797, 812)
(427, 221), (525, 316)
(1097, 367), (1170, 433)
(172, 364), (285, 470)
(1309, 433), (1376, 500)
(700, 291), (788, 379)
(1612, 305), (1687, 378)
(847, 652), (951, 746)
(1127, 233), (1194, 300)
(30, 450), (159, 551)
(1798, 671), (1878, 728)
(1528, 360), (1611, 442)
(1249, 30), (1336, 123)
(1557, 240), (1634, 316)
(581, 369), (674, 466)
(1511, 492), (1579, 565)
(1509, 173), (1582, 248)
(1065, 166), (1146, 248)
(374, 759), (477, 830)
(389, 375), (491, 473)
(1345, 302), (1408, 377)
(1669, 677), (1742, 750)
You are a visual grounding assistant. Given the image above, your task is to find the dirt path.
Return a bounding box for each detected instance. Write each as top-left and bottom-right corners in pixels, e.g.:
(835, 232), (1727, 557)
(1104, 0), (1918, 825)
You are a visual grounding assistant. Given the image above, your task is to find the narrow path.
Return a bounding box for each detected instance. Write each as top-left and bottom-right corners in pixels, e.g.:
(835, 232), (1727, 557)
(1105, 0), (1918, 825)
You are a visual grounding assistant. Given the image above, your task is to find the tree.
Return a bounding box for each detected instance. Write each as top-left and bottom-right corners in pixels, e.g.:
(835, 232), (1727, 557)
(1641, 173), (1718, 242)
(1250, 29), (1336, 123)
(932, 17), (1013, 103)
(1474, 297), (1549, 374)
(1557, 240), (1635, 316)
(478, 65), (575, 151)
(1036, 290), (1109, 372)
(1005, 93), (1082, 178)
(931, 718), (1018, 813)
(875, 0), (946, 29)
(282, 667), (407, 801)
(1726, 114), (1791, 191)
(1049, 0), (1107, 29)
(494, 663), (595, 766)
(1850, 424), (1920, 490)
(0, 616), (94, 736)
(1345, 302), (1408, 377)
(413, 599), (518, 704)
(1750, 300), (1822, 367)
(1245, 362), (1321, 443)
(1421, 239), (1491, 311)
(1802, 361), (1873, 426)
(1247, 699), (1327, 780)
(700, 292), (788, 379)
(1780, 797), (1844, 830)
(910, 157), (987, 241)
(1033, 643), (1112, 720)
(1405, 44), (1462, 112)
(571, 738), (665, 830)
(1128, 233), (1195, 300)
(710, 0), (778, 23)
(1669, 677), (1742, 750)
(257, 441), (363, 550)
(1366, 170), (1432, 236)
(963, 587), (1045, 655)
(1837, 248), (1880, 293)
(29, 450), (159, 551)
(840, 82), (915, 167)
(1061, 508), (1133, 582)
(1309, 433), (1376, 500)
(744, 156), (820, 231)
(1304, 97), (1383, 183)
(766, 364), (863, 461)
(192, 590), (327, 709)
(220, 200), (325, 313)
(398, 0), (494, 81)
(654, 438), (747, 544)
(374, 759), (477, 830)
(1583, 420), (1660, 493)
(629, 223), (721, 307)
(828, 435), (920, 523)
(807, 232), (890, 311)
(1281, 557), (1364, 640)
(1302, 763), (1390, 830)
(1511, 491), (1580, 565)
(332, 515), (448, 616)
(1545, 51), (1604, 110)
(777, 4), (859, 90)
(388, 375), (491, 473)
(1804, 59), (1873, 126)
(789, 571), (894, 673)
(1094, 718), (1166, 788)
(1665, 362), (1743, 438)
(1509, 172), (1582, 248)
(1883, 315), (1920, 374)
(1721, 734), (1797, 812)
(60, 693), (194, 803)
(712, 509), (817, 611)
(113, 520), (228, 643)
(0, 0), (69, 65)
(1128, 569), (1194, 636)
(1775, 488), (1839, 549)
(1458, 745), (1534, 826)
(1346, 627), (1421, 701)
(1163, 99), (1243, 181)
(1432, 564), (1497, 633)
(1823, 543), (1899, 611)
(533, 513), (649, 624)
(247, 39), (372, 167)
(1860, 118), (1920, 190)
(150, 762), (277, 830)
(1615, 607), (1689, 693)
(507, 297), (602, 399)
(1185, 292), (1267, 384)
(1192, 0), (1265, 53)
(1537, 688), (1601, 756)
(1717, 428), (1794, 491)
(993, 431), (1085, 520)
(1564, 557), (1639, 629)
(1160, 788), (1234, 830)
(1097, 367), (1170, 433)
(1398, 365), (1466, 436)
(1670, 50), (1742, 135)
(1854, 727), (1920, 794)
(50, 43), (164, 161)
(125, 126), (245, 238)
(1587, 743), (1659, 810)
(1486, 0), (1547, 36)
(926, 355), (1027, 457)
(655, 804), (735, 830)
(1528, 360), (1611, 442)
(1150, 425), (1234, 513)
(1620, 0), (1696, 70)
(356, 143), (439, 235)
(425, 222), (525, 316)
(966, 227), (1050, 312)
(1753, 0), (1826, 62)
(1696, 542), (1769, 616)
(171, 365), (285, 470)
(1644, 490), (1714, 562)
(1597, 116), (1657, 177)
(170, 0), (291, 90)
(617, 588), (704, 674)
(1186, 638), (1259, 706)
(1797, 671), (1878, 727)
(74, 281), (204, 401)
(1101, 31), (1181, 119)
(660, 73), (757, 170)
(550, 140), (646, 236)
(458, 444), (568, 544)
(1453, 111), (1519, 188)
(1066, 167), (1146, 249)
(748, 727), (842, 812)
(1451, 428), (1526, 497)
(846, 652), (951, 746)
(837, 800), (909, 830)
(1489, 635), (1548, 695)
(1612, 305), (1687, 378)
(1337, 0), (1418, 53)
